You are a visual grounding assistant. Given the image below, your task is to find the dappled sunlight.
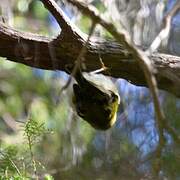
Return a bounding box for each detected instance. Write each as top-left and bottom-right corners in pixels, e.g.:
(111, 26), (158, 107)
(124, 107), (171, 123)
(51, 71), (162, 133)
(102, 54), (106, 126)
(0, 0), (179, 179)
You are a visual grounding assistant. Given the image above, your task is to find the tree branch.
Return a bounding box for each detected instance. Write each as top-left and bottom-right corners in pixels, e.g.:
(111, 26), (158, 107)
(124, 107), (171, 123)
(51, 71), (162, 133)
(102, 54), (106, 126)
(146, 1), (180, 55)
(0, 5), (180, 98)
(64, 1), (168, 177)
(39, 0), (86, 39)
(0, 23), (180, 96)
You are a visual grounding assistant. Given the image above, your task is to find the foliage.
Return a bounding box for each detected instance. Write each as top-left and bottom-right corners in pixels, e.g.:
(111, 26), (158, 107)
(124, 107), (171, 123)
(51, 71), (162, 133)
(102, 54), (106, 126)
(0, 0), (179, 179)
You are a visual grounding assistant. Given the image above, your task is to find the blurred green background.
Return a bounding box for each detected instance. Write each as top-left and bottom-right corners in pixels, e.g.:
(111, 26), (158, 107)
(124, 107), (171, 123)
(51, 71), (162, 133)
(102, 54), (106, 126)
(0, 0), (179, 179)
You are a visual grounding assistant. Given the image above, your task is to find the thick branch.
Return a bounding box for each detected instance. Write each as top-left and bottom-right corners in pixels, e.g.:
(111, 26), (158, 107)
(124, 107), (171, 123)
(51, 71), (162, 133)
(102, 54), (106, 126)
(0, 23), (180, 97)
(39, 0), (85, 39)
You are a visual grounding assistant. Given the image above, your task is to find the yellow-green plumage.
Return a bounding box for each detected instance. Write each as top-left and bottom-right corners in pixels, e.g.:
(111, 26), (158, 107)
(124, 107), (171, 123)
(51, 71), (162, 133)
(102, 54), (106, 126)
(72, 69), (120, 130)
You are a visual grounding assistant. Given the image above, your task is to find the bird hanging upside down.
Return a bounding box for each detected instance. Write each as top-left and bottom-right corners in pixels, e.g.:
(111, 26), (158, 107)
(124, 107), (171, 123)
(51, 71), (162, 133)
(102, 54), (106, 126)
(72, 68), (120, 130)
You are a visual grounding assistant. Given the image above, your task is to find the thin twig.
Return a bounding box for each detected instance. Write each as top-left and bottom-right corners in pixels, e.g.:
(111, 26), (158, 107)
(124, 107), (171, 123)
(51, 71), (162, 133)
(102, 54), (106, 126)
(40, 0), (74, 32)
(56, 21), (96, 103)
(146, 1), (180, 55)
(40, 0), (179, 174)
(65, 0), (166, 125)
(65, 0), (167, 176)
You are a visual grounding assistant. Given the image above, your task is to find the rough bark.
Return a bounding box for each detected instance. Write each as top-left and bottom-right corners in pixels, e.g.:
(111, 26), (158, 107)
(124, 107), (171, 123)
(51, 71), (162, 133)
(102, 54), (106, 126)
(0, 23), (180, 97)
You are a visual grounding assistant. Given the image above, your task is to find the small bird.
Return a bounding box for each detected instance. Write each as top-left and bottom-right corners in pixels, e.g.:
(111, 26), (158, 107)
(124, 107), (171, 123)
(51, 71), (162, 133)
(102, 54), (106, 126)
(72, 68), (120, 130)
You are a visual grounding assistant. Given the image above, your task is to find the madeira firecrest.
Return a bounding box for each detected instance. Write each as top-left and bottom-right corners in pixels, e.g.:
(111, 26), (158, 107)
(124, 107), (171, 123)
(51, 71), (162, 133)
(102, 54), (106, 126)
(72, 69), (120, 130)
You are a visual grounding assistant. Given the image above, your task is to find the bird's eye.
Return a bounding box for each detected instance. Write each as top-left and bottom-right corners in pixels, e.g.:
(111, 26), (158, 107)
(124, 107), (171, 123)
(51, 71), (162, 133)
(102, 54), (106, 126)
(105, 108), (111, 116)
(77, 108), (86, 118)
